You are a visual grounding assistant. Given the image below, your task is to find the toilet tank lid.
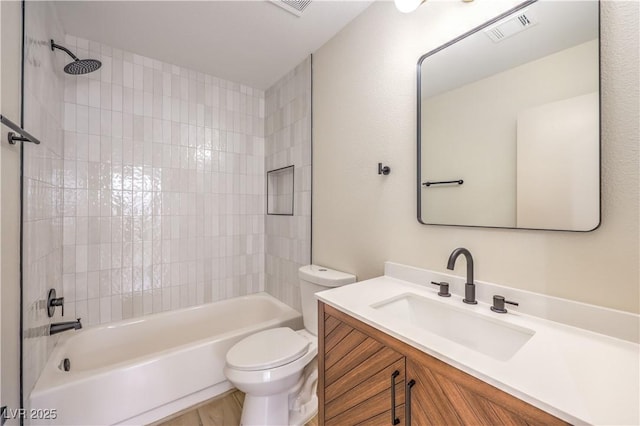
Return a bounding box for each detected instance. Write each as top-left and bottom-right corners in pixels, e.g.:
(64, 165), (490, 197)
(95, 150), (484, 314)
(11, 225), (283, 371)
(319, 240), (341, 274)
(298, 265), (356, 287)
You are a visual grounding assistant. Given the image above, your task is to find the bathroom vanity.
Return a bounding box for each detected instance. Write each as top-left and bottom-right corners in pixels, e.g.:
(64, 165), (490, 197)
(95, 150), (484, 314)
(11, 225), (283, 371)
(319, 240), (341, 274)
(318, 303), (565, 425)
(316, 263), (639, 425)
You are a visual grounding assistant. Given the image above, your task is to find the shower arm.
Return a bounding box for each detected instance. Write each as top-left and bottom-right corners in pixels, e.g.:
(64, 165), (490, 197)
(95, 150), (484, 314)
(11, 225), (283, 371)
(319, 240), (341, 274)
(50, 40), (80, 61)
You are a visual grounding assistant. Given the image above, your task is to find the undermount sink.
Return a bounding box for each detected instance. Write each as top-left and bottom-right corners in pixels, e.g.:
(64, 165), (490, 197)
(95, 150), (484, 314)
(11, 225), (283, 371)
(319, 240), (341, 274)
(372, 293), (534, 361)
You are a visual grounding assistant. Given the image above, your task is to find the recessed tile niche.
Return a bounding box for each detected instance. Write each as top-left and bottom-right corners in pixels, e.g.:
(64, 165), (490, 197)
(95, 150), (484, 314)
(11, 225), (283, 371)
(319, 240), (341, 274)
(267, 165), (294, 216)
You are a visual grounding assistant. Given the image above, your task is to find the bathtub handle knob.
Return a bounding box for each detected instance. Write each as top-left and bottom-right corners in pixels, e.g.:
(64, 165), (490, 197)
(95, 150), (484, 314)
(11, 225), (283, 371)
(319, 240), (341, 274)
(47, 288), (65, 318)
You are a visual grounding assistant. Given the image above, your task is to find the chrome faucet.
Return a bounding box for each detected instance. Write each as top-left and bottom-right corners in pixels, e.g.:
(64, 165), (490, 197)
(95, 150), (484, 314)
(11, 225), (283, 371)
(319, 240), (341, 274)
(50, 318), (82, 335)
(446, 248), (477, 304)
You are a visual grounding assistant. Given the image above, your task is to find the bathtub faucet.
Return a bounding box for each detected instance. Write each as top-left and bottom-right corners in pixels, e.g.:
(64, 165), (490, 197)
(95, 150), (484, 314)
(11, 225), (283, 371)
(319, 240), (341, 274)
(50, 318), (82, 335)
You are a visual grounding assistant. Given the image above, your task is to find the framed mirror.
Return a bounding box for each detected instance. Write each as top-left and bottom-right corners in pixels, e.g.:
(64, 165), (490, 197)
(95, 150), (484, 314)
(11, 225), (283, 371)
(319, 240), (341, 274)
(417, 0), (600, 231)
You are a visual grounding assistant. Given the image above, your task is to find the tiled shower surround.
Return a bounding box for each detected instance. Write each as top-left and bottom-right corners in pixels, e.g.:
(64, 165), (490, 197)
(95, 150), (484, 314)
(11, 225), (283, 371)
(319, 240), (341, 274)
(60, 35), (268, 325)
(21, 12), (311, 405)
(264, 58), (312, 310)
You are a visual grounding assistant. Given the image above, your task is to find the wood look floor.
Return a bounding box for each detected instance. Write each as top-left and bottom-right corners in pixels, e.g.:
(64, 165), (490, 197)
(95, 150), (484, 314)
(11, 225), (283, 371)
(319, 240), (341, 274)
(155, 390), (318, 426)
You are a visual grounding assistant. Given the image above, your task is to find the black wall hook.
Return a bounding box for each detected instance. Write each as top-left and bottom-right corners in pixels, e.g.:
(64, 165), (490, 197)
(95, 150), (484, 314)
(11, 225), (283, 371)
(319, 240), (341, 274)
(378, 163), (391, 175)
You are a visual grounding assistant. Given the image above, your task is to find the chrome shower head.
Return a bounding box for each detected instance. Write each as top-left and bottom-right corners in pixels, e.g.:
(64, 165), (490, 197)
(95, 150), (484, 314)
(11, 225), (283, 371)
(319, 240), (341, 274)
(50, 39), (102, 75)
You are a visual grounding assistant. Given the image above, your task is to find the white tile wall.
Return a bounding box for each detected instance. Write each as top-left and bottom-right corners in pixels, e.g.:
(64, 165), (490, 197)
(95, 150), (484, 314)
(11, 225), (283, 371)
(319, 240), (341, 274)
(22, 0), (66, 407)
(60, 35), (266, 326)
(265, 57), (312, 310)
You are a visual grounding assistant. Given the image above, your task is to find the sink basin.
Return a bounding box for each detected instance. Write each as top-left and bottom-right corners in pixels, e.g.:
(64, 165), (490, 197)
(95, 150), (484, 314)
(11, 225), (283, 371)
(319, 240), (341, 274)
(372, 293), (534, 361)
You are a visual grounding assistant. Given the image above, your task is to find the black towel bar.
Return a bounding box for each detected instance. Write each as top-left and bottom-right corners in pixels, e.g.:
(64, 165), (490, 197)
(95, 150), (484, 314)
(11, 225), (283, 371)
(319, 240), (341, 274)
(422, 179), (463, 187)
(1, 114), (41, 145)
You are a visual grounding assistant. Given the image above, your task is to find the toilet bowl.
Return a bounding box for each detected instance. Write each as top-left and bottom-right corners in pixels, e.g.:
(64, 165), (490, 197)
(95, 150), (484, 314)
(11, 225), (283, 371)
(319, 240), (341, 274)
(224, 328), (318, 425)
(224, 265), (356, 426)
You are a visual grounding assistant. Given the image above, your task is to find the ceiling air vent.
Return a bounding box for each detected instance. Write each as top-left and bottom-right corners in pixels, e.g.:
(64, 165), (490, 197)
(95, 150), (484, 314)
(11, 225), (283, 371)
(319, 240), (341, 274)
(270, 0), (312, 17)
(484, 10), (538, 43)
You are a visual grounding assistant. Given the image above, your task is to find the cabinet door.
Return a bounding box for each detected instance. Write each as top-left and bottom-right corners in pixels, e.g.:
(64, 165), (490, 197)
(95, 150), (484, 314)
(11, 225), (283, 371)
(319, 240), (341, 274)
(322, 310), (406, 426)
(405, 358), (463, 425)
(406, 356), (568, 426)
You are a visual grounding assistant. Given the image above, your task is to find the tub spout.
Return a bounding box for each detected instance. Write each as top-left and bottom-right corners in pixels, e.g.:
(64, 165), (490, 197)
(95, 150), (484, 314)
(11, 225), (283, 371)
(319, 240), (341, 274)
(50, 318), (82, 335)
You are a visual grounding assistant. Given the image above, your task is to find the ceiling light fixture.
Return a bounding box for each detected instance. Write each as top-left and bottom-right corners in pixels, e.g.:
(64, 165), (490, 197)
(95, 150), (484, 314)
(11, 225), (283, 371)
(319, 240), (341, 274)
(395, 0), (473, 14)
(394, 0), (424, 14)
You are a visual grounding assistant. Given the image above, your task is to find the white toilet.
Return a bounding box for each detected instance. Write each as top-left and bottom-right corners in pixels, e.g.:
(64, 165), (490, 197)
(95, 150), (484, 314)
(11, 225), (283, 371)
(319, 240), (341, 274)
(224, 265), (356, 426)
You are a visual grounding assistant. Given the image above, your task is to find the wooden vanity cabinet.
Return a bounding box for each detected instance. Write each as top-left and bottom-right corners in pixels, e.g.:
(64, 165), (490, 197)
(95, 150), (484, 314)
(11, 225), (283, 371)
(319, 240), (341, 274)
(320, 308), (405, 425)
(318, 302), (567, 426)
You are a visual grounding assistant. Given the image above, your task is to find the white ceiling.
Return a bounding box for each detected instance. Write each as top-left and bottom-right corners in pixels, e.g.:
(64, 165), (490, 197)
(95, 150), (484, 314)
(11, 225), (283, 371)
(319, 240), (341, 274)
(53, 0), (373, 89)
(421, 0), (599, 98)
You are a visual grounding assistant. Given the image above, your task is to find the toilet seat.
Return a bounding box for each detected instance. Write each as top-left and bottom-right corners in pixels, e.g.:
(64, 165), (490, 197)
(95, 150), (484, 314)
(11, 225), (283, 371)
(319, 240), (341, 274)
(226, 327), (310, 371)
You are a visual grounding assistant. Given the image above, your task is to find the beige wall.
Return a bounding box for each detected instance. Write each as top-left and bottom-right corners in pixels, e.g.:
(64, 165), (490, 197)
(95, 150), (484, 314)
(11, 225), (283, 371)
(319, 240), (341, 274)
(1, 0), (23, 420)
(516, 91), (599, 230)
(313, 0), (640, 314)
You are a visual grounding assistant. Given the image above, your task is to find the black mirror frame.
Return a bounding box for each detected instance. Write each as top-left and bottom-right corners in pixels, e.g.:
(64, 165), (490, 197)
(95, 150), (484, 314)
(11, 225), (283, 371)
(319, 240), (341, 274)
(416, 0), (601, 232)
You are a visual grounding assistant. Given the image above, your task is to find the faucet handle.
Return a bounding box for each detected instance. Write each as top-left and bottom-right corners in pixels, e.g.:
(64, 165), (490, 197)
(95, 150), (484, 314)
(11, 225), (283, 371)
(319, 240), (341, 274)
(491, 295), (519, 314)
(47, 289), (65, 318)
(430, 281), (451, 297)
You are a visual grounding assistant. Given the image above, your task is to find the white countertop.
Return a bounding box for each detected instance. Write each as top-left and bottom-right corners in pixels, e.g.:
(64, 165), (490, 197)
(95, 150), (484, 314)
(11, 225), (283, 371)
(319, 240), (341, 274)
(316, 264), (640, 425)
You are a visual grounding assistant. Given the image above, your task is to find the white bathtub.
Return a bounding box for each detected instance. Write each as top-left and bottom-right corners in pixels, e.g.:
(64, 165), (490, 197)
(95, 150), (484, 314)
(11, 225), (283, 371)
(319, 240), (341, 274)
(30, 292), (302, 425)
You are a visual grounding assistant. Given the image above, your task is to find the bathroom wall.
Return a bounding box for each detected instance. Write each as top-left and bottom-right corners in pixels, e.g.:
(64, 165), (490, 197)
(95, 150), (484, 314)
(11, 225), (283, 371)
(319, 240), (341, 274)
(264, 57), (312, 310)
(60, 36), (266, 326)
(1, 0), (23, 421)
(313, 1), (640, 313)
(21, 1), (67, 407)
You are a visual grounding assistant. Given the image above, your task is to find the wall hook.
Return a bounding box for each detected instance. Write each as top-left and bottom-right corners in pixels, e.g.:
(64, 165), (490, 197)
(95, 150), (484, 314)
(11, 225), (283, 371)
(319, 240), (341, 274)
(378, 163), (391, 175)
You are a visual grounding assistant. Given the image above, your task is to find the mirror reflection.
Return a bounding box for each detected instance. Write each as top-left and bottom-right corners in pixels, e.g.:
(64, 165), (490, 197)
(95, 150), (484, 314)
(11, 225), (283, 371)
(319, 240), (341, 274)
(418, 0), (600, 231)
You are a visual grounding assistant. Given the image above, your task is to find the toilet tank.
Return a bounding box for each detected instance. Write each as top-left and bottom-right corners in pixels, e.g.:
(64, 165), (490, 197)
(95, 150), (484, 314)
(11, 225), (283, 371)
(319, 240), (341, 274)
(298, 265), (356, 335)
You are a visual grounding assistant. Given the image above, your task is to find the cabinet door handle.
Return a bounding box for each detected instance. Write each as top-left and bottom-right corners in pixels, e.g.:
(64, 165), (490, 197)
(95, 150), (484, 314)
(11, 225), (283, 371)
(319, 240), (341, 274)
(406, 379), (416, 426)
(391, 370), (400, 425)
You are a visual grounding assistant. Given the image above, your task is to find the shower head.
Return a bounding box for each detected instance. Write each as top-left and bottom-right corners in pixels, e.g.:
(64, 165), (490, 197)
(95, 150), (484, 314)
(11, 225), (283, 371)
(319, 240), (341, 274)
(64, 59), (102, 75)
(50, 39), (102, 75)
